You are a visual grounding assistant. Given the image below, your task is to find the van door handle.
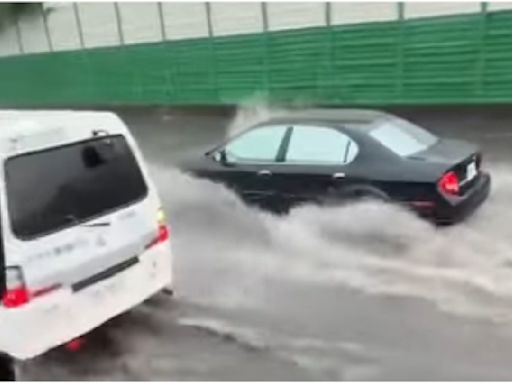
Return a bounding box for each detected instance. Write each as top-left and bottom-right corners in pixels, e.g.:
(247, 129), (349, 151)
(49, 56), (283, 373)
(332, 172), (346, 179)
(258, 169), (272, 177)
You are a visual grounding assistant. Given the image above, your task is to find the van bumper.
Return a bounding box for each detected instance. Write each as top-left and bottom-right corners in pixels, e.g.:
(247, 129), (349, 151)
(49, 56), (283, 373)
(0, 243), (172, 360)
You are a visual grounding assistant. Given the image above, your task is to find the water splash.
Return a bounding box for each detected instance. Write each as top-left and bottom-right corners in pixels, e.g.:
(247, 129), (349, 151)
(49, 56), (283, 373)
(152, 161), (512, 323)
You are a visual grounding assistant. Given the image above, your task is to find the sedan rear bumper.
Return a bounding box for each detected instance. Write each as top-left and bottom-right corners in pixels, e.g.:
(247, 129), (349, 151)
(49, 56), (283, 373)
(435, 172), (491, 224)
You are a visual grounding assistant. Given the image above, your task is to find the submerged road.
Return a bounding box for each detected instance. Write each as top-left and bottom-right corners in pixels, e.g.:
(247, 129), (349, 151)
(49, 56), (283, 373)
(20, 105), (512, 380)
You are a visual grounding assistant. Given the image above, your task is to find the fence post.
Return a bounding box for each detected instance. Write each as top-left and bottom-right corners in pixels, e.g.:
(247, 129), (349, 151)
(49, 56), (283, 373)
(158, 2), (173, 103)
(397, 2), (405, 100)
(477, 2), (488, 97)
(205, 2), (219, 102)
(325, 1), (331, 26)
(14, 11), (24, 54)
(261, 2), (270, 100)
(324, 1), (336, 102)
(158, 2), (167, 41)
(73, 3), (85, 49)
(41, 4), (53, 52)
(114, 2), (124, 45)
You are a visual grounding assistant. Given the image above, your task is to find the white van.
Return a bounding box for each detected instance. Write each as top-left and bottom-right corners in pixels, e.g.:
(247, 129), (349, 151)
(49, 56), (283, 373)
(0, 110), (173, 378)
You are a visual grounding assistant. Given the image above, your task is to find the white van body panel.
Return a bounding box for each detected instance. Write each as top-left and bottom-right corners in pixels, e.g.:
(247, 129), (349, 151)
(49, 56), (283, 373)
(0, 110), (173, 360)
(0, 243), (171, 359)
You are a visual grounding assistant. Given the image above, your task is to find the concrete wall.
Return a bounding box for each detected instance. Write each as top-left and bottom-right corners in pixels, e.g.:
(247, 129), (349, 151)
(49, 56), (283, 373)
(45, 3), (81, 51)
(404, 2), (481, 18)
(0, 2), (490, 57)
(119, 2), (162, 44)
(162, 2), (209, 40)
(211, 2), (263, 36)
(331, 2), (398, 25)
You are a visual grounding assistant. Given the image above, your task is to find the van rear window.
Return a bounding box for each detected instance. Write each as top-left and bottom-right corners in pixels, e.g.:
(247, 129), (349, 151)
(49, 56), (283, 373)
(5, 135), (148, 239)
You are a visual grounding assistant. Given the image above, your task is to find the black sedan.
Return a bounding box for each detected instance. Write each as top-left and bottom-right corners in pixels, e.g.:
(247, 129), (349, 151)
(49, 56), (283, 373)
(179, 108), (491, 223)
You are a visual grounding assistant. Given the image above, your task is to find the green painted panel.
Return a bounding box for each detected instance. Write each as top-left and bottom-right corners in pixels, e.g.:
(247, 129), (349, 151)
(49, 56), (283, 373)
(1, 9), (512, 106)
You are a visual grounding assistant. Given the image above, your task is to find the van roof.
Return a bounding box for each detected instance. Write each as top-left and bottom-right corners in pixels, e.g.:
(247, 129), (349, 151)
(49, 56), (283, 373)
(0, 109), (121, 135)
(0, 110), (127, 158)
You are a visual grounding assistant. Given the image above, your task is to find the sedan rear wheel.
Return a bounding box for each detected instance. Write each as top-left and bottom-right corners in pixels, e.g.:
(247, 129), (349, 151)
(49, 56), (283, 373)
(322, 186), (390, 207)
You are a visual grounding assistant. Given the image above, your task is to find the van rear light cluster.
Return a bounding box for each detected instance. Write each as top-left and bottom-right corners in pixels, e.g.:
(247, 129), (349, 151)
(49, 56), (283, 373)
(2, 266), (61, 308)
(438, 171), (460, 196)
(3, 266), (29, 308)
(145, 208), (170, 249)
(65, 337), (85, 352)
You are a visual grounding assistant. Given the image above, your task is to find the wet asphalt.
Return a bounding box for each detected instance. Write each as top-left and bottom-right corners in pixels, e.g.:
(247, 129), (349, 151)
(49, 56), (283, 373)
(19, 105), (512, 380)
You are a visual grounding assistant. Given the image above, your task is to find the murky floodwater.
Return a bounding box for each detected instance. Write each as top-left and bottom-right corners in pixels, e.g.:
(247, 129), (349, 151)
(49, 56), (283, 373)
(20, 106), (512, 380)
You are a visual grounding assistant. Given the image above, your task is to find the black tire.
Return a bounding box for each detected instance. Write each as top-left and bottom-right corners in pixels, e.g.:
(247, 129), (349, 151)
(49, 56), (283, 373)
(0, 354), (15, 381)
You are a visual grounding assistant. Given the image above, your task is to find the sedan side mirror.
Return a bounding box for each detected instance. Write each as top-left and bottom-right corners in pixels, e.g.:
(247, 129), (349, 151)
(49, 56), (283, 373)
(213, 149), (232, 166)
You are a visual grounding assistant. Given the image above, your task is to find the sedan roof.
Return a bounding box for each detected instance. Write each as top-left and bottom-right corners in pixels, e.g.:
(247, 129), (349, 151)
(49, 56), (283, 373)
(257, 108), (394, 132)
(268, 108), (391, 124)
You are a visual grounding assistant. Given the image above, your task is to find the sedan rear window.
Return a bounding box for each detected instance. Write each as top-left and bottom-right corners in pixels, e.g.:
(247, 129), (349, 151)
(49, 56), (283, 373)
(369, 118), (438, 157)
(5, 135), (148, 239)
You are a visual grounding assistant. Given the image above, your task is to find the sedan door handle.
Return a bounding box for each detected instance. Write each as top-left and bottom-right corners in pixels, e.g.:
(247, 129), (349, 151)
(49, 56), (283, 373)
(332, 172), (346, 179)
(258, 169), (272, 177)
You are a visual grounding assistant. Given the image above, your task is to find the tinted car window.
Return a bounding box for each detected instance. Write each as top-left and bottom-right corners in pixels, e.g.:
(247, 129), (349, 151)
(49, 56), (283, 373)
(225, 125), (287, 163)
(5, 135), (148, 239)
(285, 125), (359, 164)
(369, 118), (438, 157)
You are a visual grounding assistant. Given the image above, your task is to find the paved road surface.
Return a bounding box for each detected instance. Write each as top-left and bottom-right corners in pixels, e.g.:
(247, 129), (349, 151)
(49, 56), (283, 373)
(19, 105), (512, 380)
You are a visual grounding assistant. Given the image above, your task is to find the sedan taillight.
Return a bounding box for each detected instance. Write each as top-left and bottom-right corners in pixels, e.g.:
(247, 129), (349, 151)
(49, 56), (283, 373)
(438, 171), (460, 196)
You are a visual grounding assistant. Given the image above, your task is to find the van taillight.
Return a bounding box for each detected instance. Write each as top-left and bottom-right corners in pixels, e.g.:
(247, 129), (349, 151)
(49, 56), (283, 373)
(145, 208), (170, 249)
(2, 266), (29, 308)
(438, 171), (460, 196)
(156, 224), (170, 243)
(2, 266), (61, 308)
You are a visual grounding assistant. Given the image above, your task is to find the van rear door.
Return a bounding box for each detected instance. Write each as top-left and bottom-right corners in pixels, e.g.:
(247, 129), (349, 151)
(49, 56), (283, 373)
(2, 134), (157, 300)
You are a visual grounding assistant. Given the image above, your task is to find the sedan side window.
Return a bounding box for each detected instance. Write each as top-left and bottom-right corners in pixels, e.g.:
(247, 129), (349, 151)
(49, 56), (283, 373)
(224, 125), (287, 163)
(285, 125), (359, 164)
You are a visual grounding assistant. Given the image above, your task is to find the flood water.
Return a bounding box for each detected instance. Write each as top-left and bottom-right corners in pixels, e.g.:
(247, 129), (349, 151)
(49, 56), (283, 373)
(20, 106), (512, 380)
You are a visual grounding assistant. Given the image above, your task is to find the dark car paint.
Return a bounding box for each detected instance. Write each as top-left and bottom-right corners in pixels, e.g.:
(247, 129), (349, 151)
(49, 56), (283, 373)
(409, 138), (479, 165)
(0, 354), (15, 381)
(179, 114), (490, 222)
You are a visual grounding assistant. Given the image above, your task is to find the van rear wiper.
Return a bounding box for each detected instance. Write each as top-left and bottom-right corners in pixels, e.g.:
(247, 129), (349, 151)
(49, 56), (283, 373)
(64, 214), (111, 227)
(82, 222), (111, 227)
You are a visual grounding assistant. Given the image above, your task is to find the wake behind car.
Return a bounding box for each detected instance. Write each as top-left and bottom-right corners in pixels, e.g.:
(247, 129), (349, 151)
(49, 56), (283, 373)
(180, 108), (490, 223)
(0, 110), (173, 379)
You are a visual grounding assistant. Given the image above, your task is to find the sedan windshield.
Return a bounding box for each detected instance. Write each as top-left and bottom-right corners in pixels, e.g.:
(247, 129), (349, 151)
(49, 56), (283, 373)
(369, 118), (438, 157)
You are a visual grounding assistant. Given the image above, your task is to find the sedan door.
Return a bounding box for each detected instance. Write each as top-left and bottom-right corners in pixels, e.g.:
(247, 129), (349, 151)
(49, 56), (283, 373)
(209, 124), (290, 209)
(268, 124), (361, 209)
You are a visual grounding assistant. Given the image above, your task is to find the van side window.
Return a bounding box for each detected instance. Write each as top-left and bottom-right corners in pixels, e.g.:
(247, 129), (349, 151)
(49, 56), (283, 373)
(5, 135), (148, 239)
(285, 125), (359, 164)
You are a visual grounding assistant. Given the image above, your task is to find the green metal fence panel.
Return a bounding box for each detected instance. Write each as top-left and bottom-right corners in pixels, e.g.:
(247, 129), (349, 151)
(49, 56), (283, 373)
(481, 10), (512, 99)
(0, 9), (512, 106)
(401, 13), (481, 103)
